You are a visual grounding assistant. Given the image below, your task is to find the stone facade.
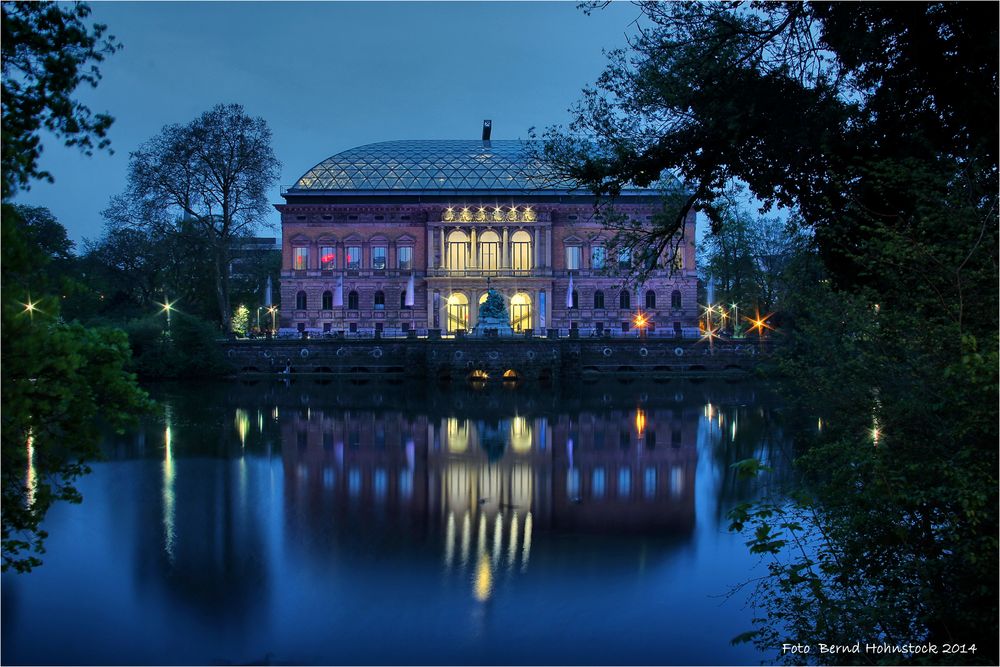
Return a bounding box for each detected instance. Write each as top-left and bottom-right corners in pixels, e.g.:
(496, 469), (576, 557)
(276, 140), (699, 336)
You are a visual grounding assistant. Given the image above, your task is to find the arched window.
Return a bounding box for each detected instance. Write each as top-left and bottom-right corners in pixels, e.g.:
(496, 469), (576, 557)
(570, 290), (579, 309)
(447, 230), (469, 271)
(400, 291), (409, 309)
(478, 230), (500, 271)
(645, 290), (656, 309)
(322, 291), (333, 310)
(510, 230), (533, 271)
(593, 290), (605, 309)
(296, 291), (307, 310)
(348, 290), (359, 310)
(374, 290), (385, 310)
(671, 290), (682, 309)
(619, 290), (630, 310)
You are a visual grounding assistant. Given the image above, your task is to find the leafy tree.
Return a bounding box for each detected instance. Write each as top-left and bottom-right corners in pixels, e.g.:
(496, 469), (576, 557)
(1, 1), (121, 198)
(1, 205), (153, 572)
(1, 2), (151, 573)
(545, 2), (998, 661)
(106, 104), (281, 330)
(699, 190), (805, 314)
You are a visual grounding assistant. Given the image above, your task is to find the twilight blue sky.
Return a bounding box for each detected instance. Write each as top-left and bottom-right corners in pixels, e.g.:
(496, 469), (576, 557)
(14, 1), (657, 246)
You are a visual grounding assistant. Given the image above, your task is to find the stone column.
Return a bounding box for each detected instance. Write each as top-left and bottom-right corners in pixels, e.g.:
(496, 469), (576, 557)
(426, 227), (434, 270)
(533, 228), (540, 270)
(470, 227), (477, 269)
(501, 227), (509, 269)
(426, 287), (434, 329)
(389, 240), (397, 271)
(545, 227), (552, 270)
(440, 228), (447, 270)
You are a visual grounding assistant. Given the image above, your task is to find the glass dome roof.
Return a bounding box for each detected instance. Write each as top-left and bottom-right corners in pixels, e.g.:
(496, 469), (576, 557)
(290, 140), (576, 193)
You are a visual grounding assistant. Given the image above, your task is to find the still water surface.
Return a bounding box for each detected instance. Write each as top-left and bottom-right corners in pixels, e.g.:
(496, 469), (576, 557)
(2, 379), (789, 665)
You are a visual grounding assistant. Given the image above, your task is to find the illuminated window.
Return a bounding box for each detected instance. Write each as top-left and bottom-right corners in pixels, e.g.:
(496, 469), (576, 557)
(618, 248), (631, 269)
(478, 230), (499, 271)
(593, 290), (605, 309)
(294, 247), (309, 270)
(346, 246), (361, 270)
(447, 230), (469, 271)
(510, 230), (532, 271)
(372, 246), (387, 270)
(591, 246), (606, 270)
(295, 291), (307, 310)
(348, 290), (359, 310)
(565, 245), (581, 270)
(510, 292), (532, 332)
(619, 290), (631, 310)
(374, 290), (385, 310)
(322, 291), (333, 310)
(446, 293), (469, 333)
(645, 290), (656, 309)
(398, 246), (412, 270)
(320, 246), (336, 270)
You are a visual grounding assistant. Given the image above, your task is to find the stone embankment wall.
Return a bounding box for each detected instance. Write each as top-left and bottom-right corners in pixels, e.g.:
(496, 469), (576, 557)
(221, 336), (768, 381)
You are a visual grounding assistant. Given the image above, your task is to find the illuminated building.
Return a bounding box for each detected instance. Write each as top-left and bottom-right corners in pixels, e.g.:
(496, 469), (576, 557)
(277, 138), (698, 335)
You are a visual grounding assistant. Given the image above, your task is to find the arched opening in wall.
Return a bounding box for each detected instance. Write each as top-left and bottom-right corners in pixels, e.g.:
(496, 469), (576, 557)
(619, 290), (630, 310)
(671, 290), (682, 309)
(502, 369), (519, 382)
(510, 230), (533, 271)
(510, 292), (532, 332)
(447, 230), (469, 270)
(478, 230), (500, 271)
(446, 292), (469, 332)
(296, 291), (307, 310)
(645, 290), (656, 309)
(348, 290), (359, 310)
(322, 291), (333, 310)
(468, 369), (490, 381)
(593, 290), (605, 309)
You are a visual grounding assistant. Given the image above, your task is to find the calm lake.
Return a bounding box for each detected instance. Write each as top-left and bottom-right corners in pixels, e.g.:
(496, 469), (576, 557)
(2, 378), (790, 665)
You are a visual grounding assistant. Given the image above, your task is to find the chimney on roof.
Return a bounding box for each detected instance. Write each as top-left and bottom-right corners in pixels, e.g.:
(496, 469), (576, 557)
(482, 119), (492, 142)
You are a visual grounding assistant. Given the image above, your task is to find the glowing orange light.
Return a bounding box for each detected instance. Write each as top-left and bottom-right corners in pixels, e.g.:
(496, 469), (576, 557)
(635, 408), (646, 437)
(744, 309), (774, 336)
(633, 311), (648, 329)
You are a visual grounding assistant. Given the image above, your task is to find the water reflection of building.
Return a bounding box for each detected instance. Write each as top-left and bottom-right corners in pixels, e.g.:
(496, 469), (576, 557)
(279, 400), (700, 583)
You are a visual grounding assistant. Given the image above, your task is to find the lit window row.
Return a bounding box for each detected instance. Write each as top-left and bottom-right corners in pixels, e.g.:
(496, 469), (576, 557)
(293, 245), (413, 271)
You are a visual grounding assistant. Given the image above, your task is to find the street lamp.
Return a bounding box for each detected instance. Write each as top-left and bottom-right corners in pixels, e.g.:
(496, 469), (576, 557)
(633, 310), (648, 338)
(267, 306), (277, 333)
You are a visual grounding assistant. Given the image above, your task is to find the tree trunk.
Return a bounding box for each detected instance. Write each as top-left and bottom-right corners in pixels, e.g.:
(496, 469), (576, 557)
(214, 245), (231, 331)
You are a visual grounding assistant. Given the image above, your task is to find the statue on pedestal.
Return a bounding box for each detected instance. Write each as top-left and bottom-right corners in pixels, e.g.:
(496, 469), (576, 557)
(473, 289), (513, 337)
